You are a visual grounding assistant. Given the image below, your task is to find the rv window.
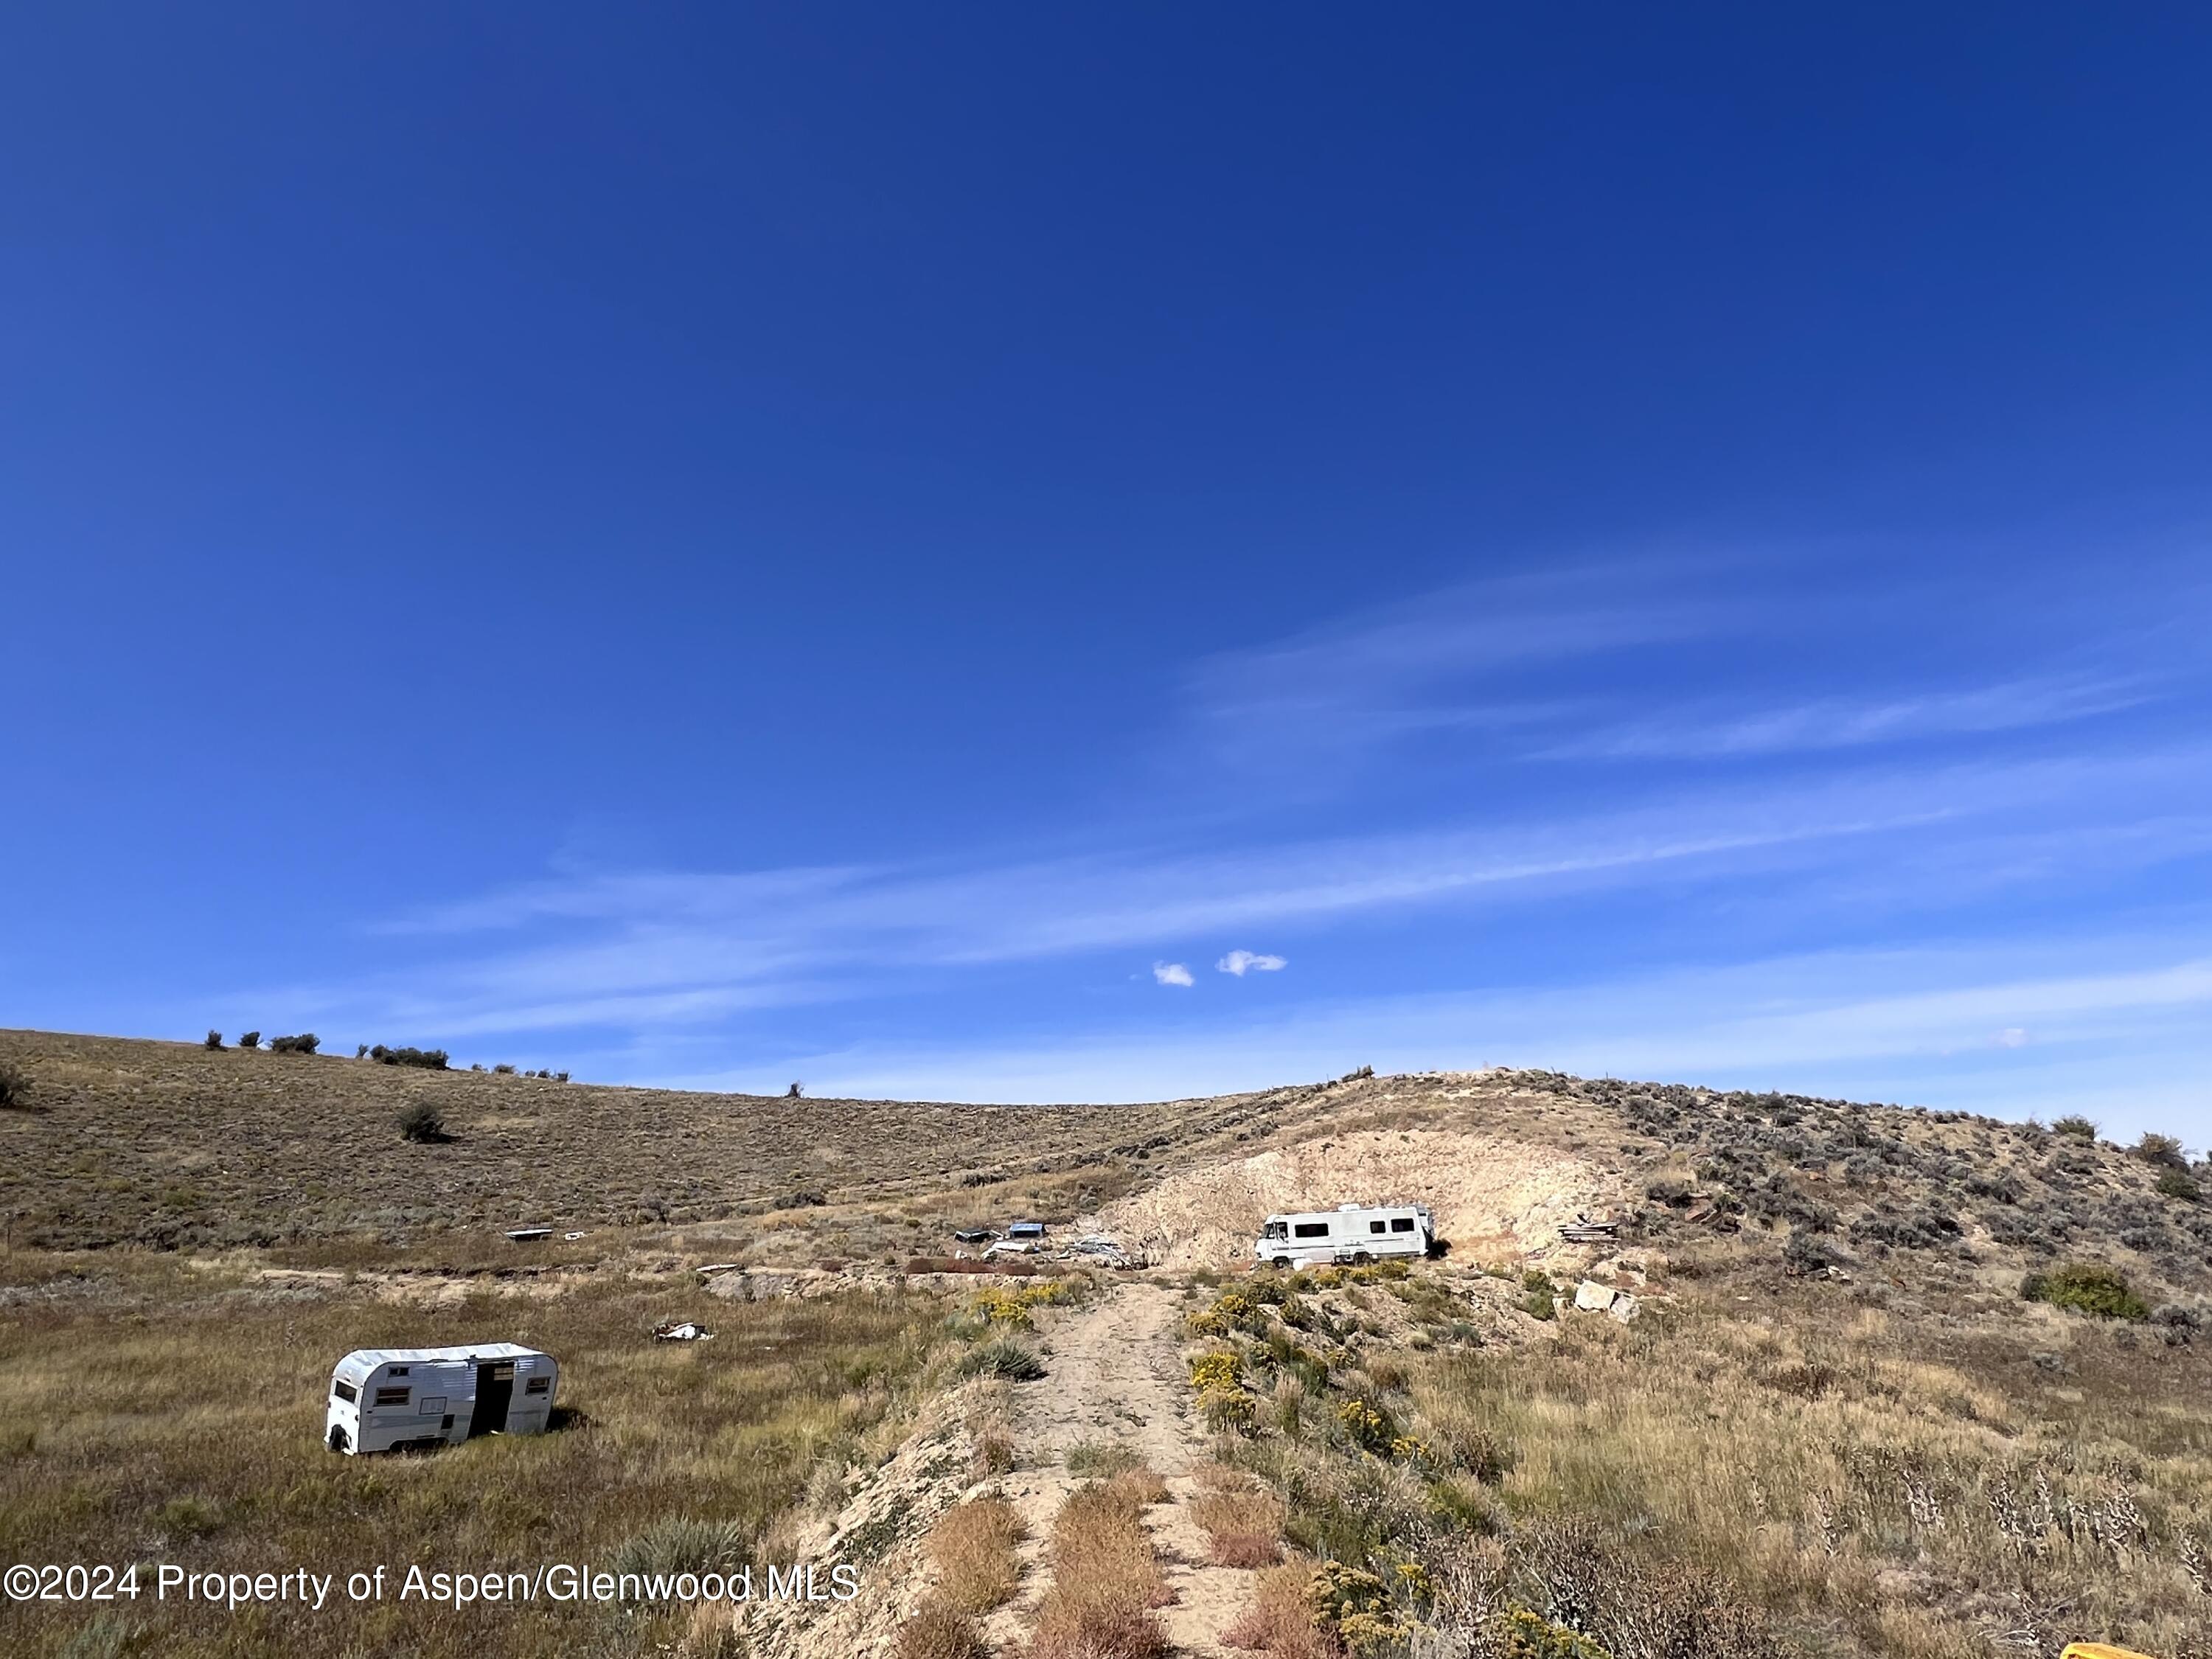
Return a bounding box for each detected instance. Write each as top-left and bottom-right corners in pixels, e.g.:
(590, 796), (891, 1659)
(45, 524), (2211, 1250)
(1368, 1220), (1386, 1234)
(1262, 1221), (1286, 1239)
(1391, 1217), (1416, 1232)
(372, 1386), (411, 1408)
(332, 1380), (357, 1404)
(1292, 1222), (1329, 1239)
(524, 1377), (550, 1396)
(388, 1366), (409, 1377)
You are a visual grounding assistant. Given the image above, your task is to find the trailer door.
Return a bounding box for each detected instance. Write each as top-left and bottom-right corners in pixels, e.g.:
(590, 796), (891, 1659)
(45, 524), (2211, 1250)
(469, 1361), (516, 1436)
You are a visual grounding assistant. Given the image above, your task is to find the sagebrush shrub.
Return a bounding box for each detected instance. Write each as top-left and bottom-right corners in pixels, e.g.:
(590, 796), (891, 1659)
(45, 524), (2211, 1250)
(2157, 1167), (2202, 1203)
(0, 1060), (28, 1111)
(2023, 1261), (2149, 1321)
(397, 1102), (448, 1144)
(369, 1045), (449, 1070)
(2052, 1115), (2098, 1141)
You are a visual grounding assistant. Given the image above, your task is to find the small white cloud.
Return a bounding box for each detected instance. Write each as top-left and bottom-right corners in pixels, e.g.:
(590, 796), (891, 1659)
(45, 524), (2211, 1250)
(1217, 950), (1288, 976)
(1152, 961), (1195, 987)
(1993, 1027), (2031, 1048)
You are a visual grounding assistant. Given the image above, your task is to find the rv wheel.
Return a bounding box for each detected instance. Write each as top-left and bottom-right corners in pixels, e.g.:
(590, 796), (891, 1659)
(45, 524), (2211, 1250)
(327, 1425), (349, 1454)
(1271, 1256), (1292, 1271)
(1352, 1251), (1373, 1266)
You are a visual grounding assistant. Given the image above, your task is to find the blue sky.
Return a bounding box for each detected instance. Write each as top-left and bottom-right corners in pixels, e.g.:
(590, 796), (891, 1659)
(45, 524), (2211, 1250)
(4, 7), (2210, 1135)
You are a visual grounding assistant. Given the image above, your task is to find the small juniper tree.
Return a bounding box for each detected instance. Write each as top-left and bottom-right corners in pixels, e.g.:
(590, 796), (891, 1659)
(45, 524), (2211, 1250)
(204, 1030), (223, 1050)
(2136, 1131), (2188, 1169)
(239, 1031), (261, 1050)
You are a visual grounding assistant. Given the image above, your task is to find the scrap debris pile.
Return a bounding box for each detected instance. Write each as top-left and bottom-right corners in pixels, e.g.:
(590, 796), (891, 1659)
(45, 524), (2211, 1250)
(951, 1220), (1137, 1267)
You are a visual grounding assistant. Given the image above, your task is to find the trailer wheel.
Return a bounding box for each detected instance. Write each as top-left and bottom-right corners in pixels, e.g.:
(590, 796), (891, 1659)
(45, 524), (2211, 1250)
(327, 1425), (349, 1454)
(1352, 1251), (1373, 1266)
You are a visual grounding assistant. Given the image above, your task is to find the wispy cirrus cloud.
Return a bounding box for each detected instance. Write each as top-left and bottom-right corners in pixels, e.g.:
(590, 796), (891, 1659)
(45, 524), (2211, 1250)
(1175, 559), (1747, 782)
(1537, 673), (2155, 762)
(1164, 545), (2208, 799)
(210, 546), (2212, 1119)
(263, 737), (2212, 1047)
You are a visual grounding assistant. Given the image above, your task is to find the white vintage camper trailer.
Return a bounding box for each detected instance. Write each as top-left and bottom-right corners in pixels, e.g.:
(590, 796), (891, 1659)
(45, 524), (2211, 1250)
(324, 1343), (557, 1455)
(1253, 1201), (1435, 1269)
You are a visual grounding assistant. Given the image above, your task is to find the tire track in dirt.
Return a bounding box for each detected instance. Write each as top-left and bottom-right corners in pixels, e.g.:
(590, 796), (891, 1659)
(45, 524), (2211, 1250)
(986, 1280), (1255, 1658)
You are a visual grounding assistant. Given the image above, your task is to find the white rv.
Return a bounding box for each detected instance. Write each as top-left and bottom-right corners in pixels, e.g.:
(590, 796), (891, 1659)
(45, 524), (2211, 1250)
(1254, 1202), (1435, 1269)
(324, 1343), (557, 1455)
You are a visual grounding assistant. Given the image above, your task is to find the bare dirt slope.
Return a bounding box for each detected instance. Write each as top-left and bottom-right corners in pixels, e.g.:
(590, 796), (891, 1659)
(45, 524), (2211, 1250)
(1096, 1124), (1621, 1268)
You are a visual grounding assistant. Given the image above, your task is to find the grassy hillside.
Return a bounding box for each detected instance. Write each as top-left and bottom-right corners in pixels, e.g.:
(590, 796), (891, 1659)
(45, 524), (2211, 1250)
(0, 1029), (1294, 1255)
(2, 1029), (2209, 1658)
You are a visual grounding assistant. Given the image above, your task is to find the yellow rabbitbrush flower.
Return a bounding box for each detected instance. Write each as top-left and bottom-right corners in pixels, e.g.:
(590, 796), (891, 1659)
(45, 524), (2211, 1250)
(1336, 1398), (1392, 1452)
(975, 1279), (1076, 1328)
(1186, 1287), (1256, 1338)
(1502, 1610), (1612, 1659)
(1189, 1350), (1242, 1394)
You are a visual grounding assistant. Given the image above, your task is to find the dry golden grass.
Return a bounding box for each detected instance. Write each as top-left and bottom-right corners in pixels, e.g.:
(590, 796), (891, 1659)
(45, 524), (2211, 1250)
(0, 1249), (936, 1657)
(1027, 1467), (1172, 1659)
(1220, 1559), (1329, 1659)
(1217, 1262), (2212, 1659)
(895, 1594), (992, 1659)
(0, 1029), (1295, 1252)
(1191, 1467), (1286, 1568)
(926, 1495), (1026, 1613)
(1414, 1299), (2212, 1654)
(10, 1027), (2212, 1659)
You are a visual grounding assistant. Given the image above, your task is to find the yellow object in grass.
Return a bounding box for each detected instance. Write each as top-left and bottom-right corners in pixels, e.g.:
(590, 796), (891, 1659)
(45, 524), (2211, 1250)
(1189, 1350), (1241, 1393)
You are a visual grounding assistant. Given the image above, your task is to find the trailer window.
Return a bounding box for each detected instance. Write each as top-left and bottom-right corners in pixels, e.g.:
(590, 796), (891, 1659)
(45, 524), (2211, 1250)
(1391, 1217), (1416, 1232)
(332, 1380), (357, 1404)
(1292, 1222), (1329, 1239)
(1368, 1220), (1387, 1234)
(372, 1386), (411, 1408)
(524, 1377), (550, 1396)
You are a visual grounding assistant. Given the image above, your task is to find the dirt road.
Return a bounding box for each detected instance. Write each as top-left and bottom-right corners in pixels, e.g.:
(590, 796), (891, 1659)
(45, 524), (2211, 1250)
(986, 1279), (1256, 1657)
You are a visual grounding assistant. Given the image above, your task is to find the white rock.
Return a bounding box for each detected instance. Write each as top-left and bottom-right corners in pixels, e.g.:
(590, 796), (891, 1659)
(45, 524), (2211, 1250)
(1574, 1279), (1618, 1312)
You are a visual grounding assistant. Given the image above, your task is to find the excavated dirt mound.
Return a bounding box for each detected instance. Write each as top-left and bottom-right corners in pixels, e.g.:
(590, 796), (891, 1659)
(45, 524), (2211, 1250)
(1093, 1127), (1622, 1267)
